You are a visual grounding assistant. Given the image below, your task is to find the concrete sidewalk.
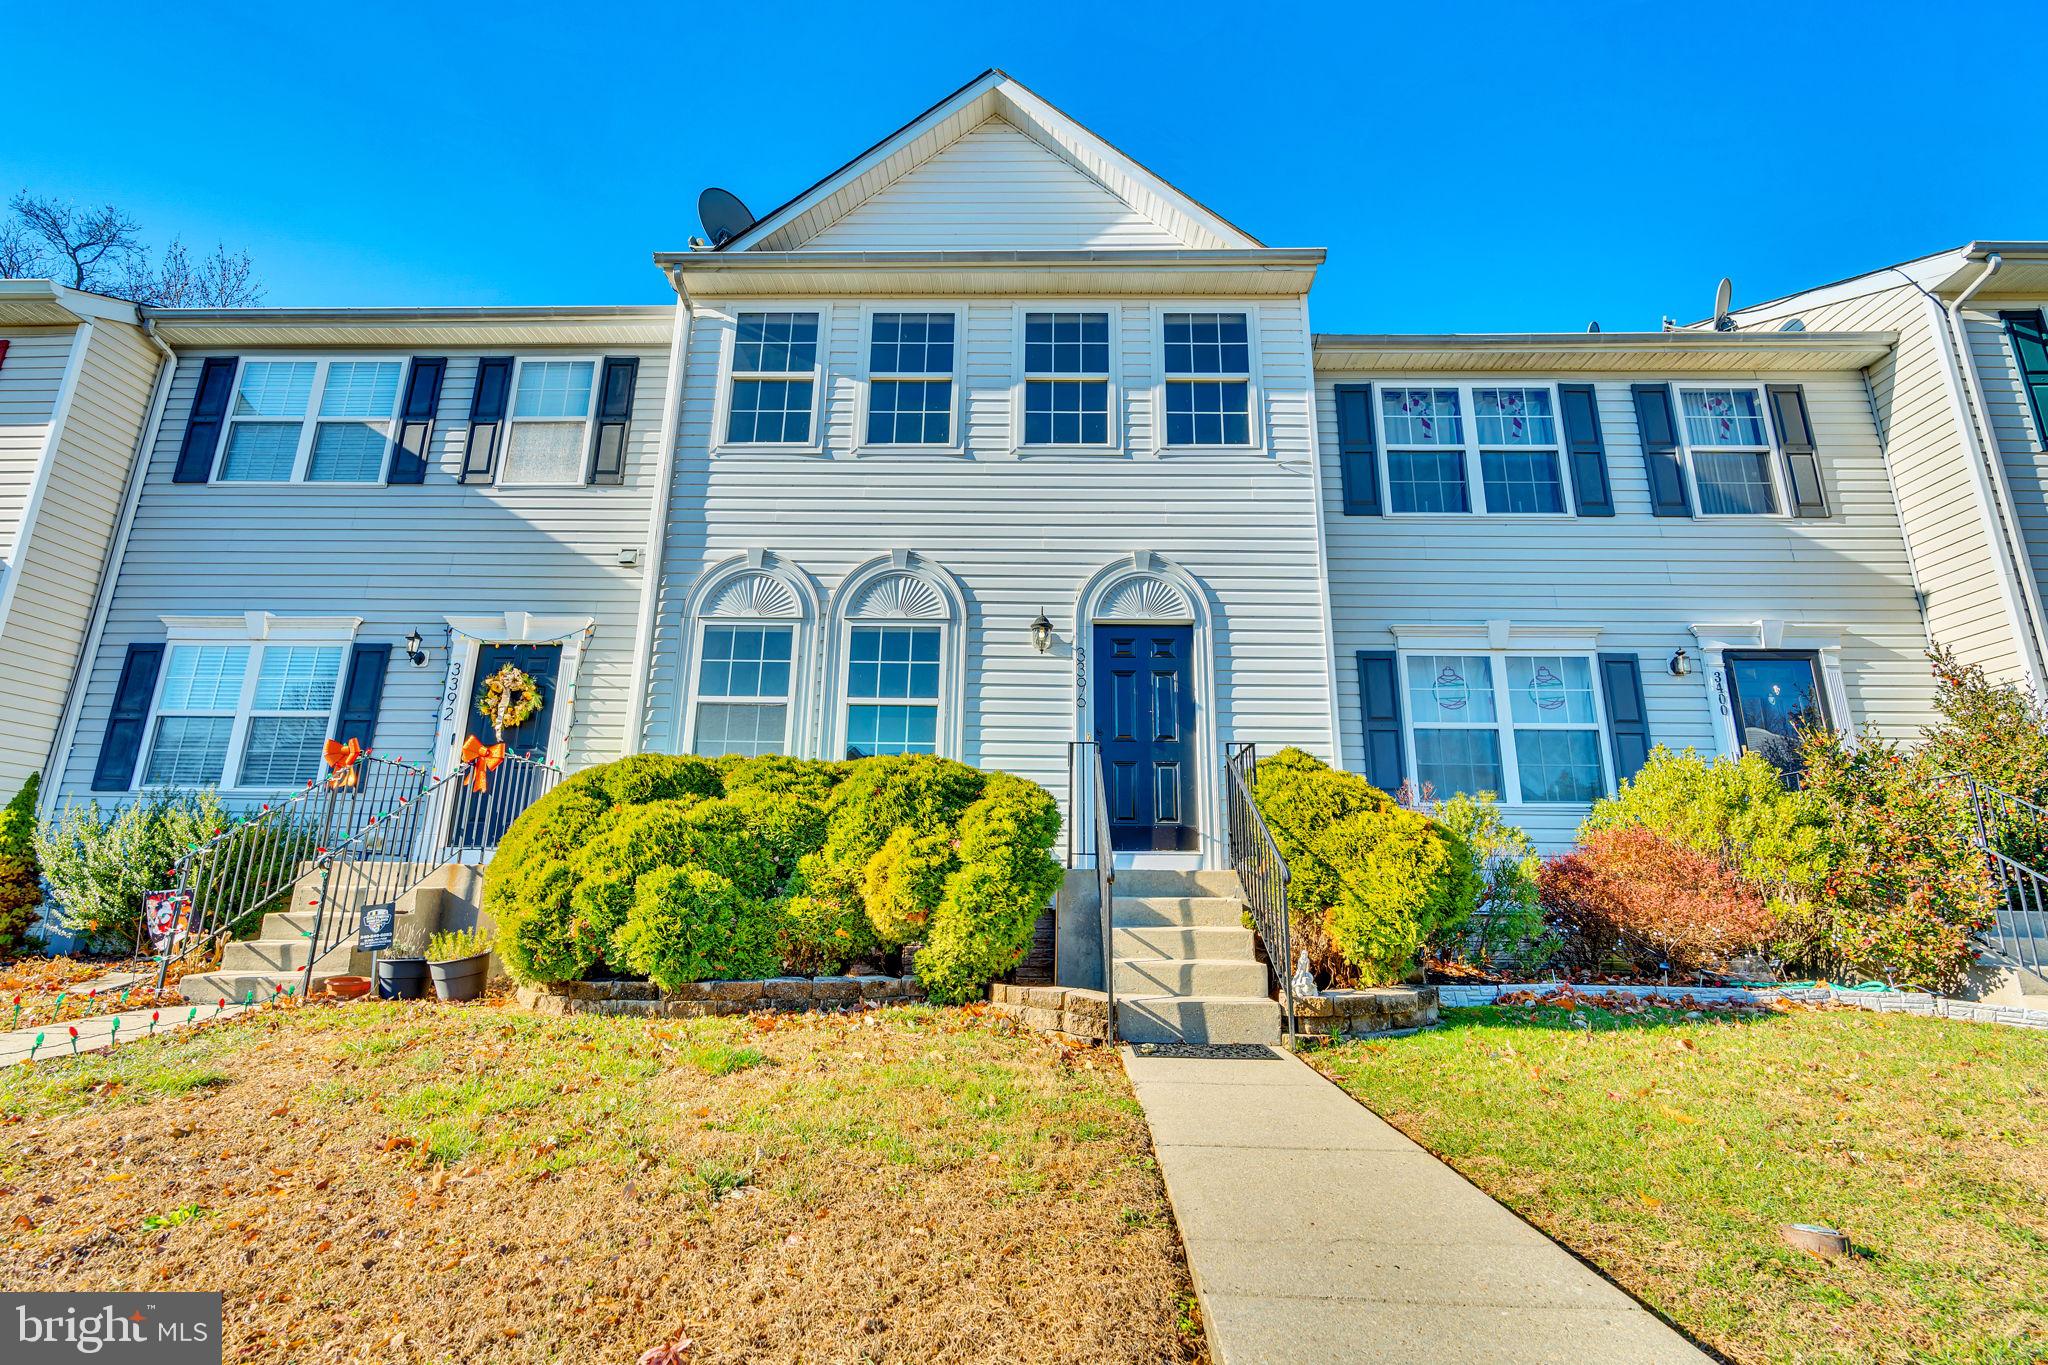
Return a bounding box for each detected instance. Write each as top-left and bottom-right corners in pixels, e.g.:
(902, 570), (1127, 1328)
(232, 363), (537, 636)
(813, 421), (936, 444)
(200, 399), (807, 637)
(0, 1002), (252, 1068)
(1125, 1045), (1709, 1364)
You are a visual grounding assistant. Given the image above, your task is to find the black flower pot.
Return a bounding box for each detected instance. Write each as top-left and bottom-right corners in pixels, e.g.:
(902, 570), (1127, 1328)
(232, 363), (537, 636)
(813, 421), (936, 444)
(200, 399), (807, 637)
(375, 957), (429, 1001)
(429, 951), (491, 1003)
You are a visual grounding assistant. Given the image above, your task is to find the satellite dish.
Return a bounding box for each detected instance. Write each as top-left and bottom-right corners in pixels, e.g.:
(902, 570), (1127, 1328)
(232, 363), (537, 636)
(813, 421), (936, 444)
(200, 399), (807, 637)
(1778, 317), (1808, 333)
(1586, 321), (1601, 333)
(1712, 276), (1735, 331)
(697, 188), (756, 248)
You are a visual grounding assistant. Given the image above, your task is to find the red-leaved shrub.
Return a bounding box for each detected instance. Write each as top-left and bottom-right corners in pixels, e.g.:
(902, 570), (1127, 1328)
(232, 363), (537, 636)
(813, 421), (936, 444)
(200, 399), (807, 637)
(1538, 827), (1777, 976)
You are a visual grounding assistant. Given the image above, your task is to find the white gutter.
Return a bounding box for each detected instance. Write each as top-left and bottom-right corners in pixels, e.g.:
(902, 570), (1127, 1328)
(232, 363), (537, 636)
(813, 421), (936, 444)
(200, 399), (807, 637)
(0, 320), (93, 657)
(623, 290), (693, 755)
(37, 318), (177, 818)
(1932, 254), (2048, 686)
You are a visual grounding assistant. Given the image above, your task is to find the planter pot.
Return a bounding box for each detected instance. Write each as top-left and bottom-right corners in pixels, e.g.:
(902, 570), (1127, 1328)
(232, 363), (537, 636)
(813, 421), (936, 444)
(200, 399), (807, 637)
(375, 958), (430, 1001)
(429, 951), (490, 1003)
(328, 975), (372, 1001)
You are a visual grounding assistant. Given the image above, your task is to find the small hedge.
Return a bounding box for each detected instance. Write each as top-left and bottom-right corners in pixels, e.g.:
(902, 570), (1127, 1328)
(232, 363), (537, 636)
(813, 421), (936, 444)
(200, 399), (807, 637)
(1250, 748), (1481, 986)
(487, 753), (1061, 1003)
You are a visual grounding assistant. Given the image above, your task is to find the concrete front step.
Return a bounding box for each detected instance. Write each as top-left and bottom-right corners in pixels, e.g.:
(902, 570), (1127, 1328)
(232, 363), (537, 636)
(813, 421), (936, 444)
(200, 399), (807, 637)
(179, 969), (347, 1003)
(219, 936), (357, 974)
(1114, 957), (1270, 998)
(1112, 869), (1239, 898)
(1117, 995), (1281, 1045)
(1112, 896), (1246, 929)
(1111, 924), (1258, 961)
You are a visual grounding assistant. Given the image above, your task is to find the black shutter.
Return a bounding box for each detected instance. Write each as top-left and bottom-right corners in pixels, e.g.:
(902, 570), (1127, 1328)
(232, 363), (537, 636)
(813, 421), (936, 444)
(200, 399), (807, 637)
(171, 358), (237, 484)
(586, 356), (639, 486)
(331, 644), (392, 751)
(1557, 382), (1613, 516)
(91, 643), (165, 791)
(1356, 650), (1405, 793)
(1333, 383), (1381, 516)
(1631, 383), (1691, 517)
(1766, 384), (1828, 518)
(1598, 651), (1652, 785)
(388, 357), (446, 484)
(2000, 310), (2048, 446)
(460, 357), (514, 484)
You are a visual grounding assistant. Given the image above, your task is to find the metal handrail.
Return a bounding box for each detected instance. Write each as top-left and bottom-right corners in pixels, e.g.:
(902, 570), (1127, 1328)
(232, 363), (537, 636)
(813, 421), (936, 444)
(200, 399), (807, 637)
(1066, 740), (1117, 1043)
(1225, 742), (1295, 1036)
(1942, 774), (2048, 981)
(296, 753), (561, 996)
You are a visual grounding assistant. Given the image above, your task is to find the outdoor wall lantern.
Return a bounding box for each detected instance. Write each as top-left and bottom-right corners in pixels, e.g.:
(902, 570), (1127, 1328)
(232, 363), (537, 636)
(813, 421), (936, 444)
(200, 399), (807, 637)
(405, 629), (428, 667)
(1030, 610), (1055, 655)
(1668, 648), (1693, 677)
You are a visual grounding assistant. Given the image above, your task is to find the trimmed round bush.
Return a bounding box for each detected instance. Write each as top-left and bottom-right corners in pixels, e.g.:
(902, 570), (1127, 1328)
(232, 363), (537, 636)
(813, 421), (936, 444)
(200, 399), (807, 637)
(613, 866), (779, 987)
(1250, 747), (1481, 986)
(490, 751), (1058, 1000)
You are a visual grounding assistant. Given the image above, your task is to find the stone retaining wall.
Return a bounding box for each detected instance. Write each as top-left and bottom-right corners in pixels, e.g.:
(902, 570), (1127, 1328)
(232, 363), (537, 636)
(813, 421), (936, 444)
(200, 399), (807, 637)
(1437, 982), (2048, 1031)
(1292, 987), (1438, 1037)
(517, 975), (924, 1018)
(987, 982), (1110, 1043)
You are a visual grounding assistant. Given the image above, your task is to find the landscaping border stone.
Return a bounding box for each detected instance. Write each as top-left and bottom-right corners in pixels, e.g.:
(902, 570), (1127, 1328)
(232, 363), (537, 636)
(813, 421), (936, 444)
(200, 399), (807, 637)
(1438, 981), (2048, 1031)
(987, 982), (1110, 1043)
(1290, 986), (1438, 1037)
(516, 975), (925, 1018)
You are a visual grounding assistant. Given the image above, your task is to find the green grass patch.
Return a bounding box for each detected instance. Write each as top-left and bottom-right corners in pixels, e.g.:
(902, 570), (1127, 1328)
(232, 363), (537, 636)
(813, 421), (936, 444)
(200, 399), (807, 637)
(1311, 1005), (2048, 1364)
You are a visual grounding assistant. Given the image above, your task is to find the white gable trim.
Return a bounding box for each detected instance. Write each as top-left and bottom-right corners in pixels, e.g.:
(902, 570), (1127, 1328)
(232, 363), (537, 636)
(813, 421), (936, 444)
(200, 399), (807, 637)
(720, 71), (1262, 255)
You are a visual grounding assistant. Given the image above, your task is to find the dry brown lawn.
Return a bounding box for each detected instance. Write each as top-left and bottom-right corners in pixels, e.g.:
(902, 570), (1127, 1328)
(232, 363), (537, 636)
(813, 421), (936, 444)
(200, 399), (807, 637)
(0, 998), (1203, 1363)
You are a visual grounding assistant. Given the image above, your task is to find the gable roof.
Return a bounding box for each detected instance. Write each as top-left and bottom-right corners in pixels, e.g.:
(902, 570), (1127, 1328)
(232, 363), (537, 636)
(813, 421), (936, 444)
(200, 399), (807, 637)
(716, 69), (1266, 254)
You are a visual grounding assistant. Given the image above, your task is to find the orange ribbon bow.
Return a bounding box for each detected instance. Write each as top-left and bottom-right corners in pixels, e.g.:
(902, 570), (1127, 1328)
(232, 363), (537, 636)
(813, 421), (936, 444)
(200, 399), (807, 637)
(461, 735), (507, 793)
(323, 738), (362, 788)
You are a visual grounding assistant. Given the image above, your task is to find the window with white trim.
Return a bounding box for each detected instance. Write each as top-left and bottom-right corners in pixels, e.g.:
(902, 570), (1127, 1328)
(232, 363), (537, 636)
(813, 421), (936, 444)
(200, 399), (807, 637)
(142, 642), (346, 789)
(1404, 652), (1606, 804)
(1678, 387), (1780, 515)
(218, 359), (403, 483)
(1024, 311), (1111, 446)
(692, 625), (793, 757)
(726, 311), (819, 445)
(1163, 312), (1250, 446)
(844, 625), (939, 756)
(1380, 384), (1566, 515)
(866, 312), (954, 446)
(501, 358), (596, 484)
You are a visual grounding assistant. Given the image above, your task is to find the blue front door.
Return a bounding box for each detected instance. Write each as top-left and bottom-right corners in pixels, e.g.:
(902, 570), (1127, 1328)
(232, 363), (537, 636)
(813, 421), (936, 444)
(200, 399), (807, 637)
(1093, 625), (1197, 852)
(452, 643), (562, 846)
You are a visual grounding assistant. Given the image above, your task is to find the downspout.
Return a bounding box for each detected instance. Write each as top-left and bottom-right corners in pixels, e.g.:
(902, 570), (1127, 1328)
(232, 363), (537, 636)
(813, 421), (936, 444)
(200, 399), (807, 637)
(623, 283), (694, 756)
(37, 316), (177, 819)
(1935, 253), (2048, 685)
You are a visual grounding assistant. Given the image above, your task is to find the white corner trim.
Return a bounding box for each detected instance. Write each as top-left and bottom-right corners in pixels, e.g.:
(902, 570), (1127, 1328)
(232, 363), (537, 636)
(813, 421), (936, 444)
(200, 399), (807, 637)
(625, 301), (692, 759)
(159, 613), (365, 642)
(0, 321), (91, 648)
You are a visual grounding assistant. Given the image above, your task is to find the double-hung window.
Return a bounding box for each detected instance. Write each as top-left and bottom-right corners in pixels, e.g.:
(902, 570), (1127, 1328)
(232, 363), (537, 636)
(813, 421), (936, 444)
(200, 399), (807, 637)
(844, 625), (939, 756)
(1381, 384), (1567, 514)
(866, 312), (954, 446)
(218, 359), (403, 483)
(1678, 388), (1780, 515)
(692, 625), (793, 758)
(726, 311), (819, 446)
(1023, 311), (1111, 446)
(1405, 652), (1606, 804)
(501, 359), (596, 484)
(1162, 312), (1251, 446)
(142, 642), (346, 789)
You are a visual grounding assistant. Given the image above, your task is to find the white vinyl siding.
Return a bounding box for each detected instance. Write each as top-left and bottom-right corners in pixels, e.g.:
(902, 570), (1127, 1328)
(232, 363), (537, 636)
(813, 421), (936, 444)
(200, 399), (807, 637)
(1319, 367), (1933, 851)
(1964, 304), (2048, 640)
(56, 336), (673, 804)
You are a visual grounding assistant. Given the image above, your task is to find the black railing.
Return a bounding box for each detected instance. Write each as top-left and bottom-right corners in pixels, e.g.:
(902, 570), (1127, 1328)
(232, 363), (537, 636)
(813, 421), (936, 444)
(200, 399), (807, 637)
(297, 753), (561, 997)
(1225, 742), (1295, 1036)
(1949, 775), (2048, 982)
(147, 753), (433, 988)
(1066, 740), (1117, 1043)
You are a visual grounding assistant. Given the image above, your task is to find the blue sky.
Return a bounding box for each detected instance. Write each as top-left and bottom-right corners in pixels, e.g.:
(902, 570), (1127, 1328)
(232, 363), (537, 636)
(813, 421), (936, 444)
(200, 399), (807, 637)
(9, 1), (2045, 330)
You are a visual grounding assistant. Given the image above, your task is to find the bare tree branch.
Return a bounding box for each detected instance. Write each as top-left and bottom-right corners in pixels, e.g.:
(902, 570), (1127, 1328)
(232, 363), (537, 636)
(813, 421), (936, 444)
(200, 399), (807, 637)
(9, 194), (142, 291)
(0, 219), (47, 280)
(119, 238), (265, 307)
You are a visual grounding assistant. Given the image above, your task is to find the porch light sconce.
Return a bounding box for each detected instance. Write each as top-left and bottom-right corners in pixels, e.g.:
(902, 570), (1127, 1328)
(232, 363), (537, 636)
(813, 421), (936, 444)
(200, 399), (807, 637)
(1030, 610), (1054, 655)
(1668, 648), (1693, 677)
(405, 629), (428, 668)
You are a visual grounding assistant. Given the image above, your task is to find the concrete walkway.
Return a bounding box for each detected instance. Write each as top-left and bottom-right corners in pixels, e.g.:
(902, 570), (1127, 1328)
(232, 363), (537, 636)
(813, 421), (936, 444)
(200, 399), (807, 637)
(0, 1002), (253, 1068)
(1125, 1045), (1709, 1364)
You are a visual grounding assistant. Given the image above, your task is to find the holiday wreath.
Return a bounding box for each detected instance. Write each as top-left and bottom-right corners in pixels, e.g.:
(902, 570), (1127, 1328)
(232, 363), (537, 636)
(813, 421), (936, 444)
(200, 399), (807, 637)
(477, 663), (544, 739)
